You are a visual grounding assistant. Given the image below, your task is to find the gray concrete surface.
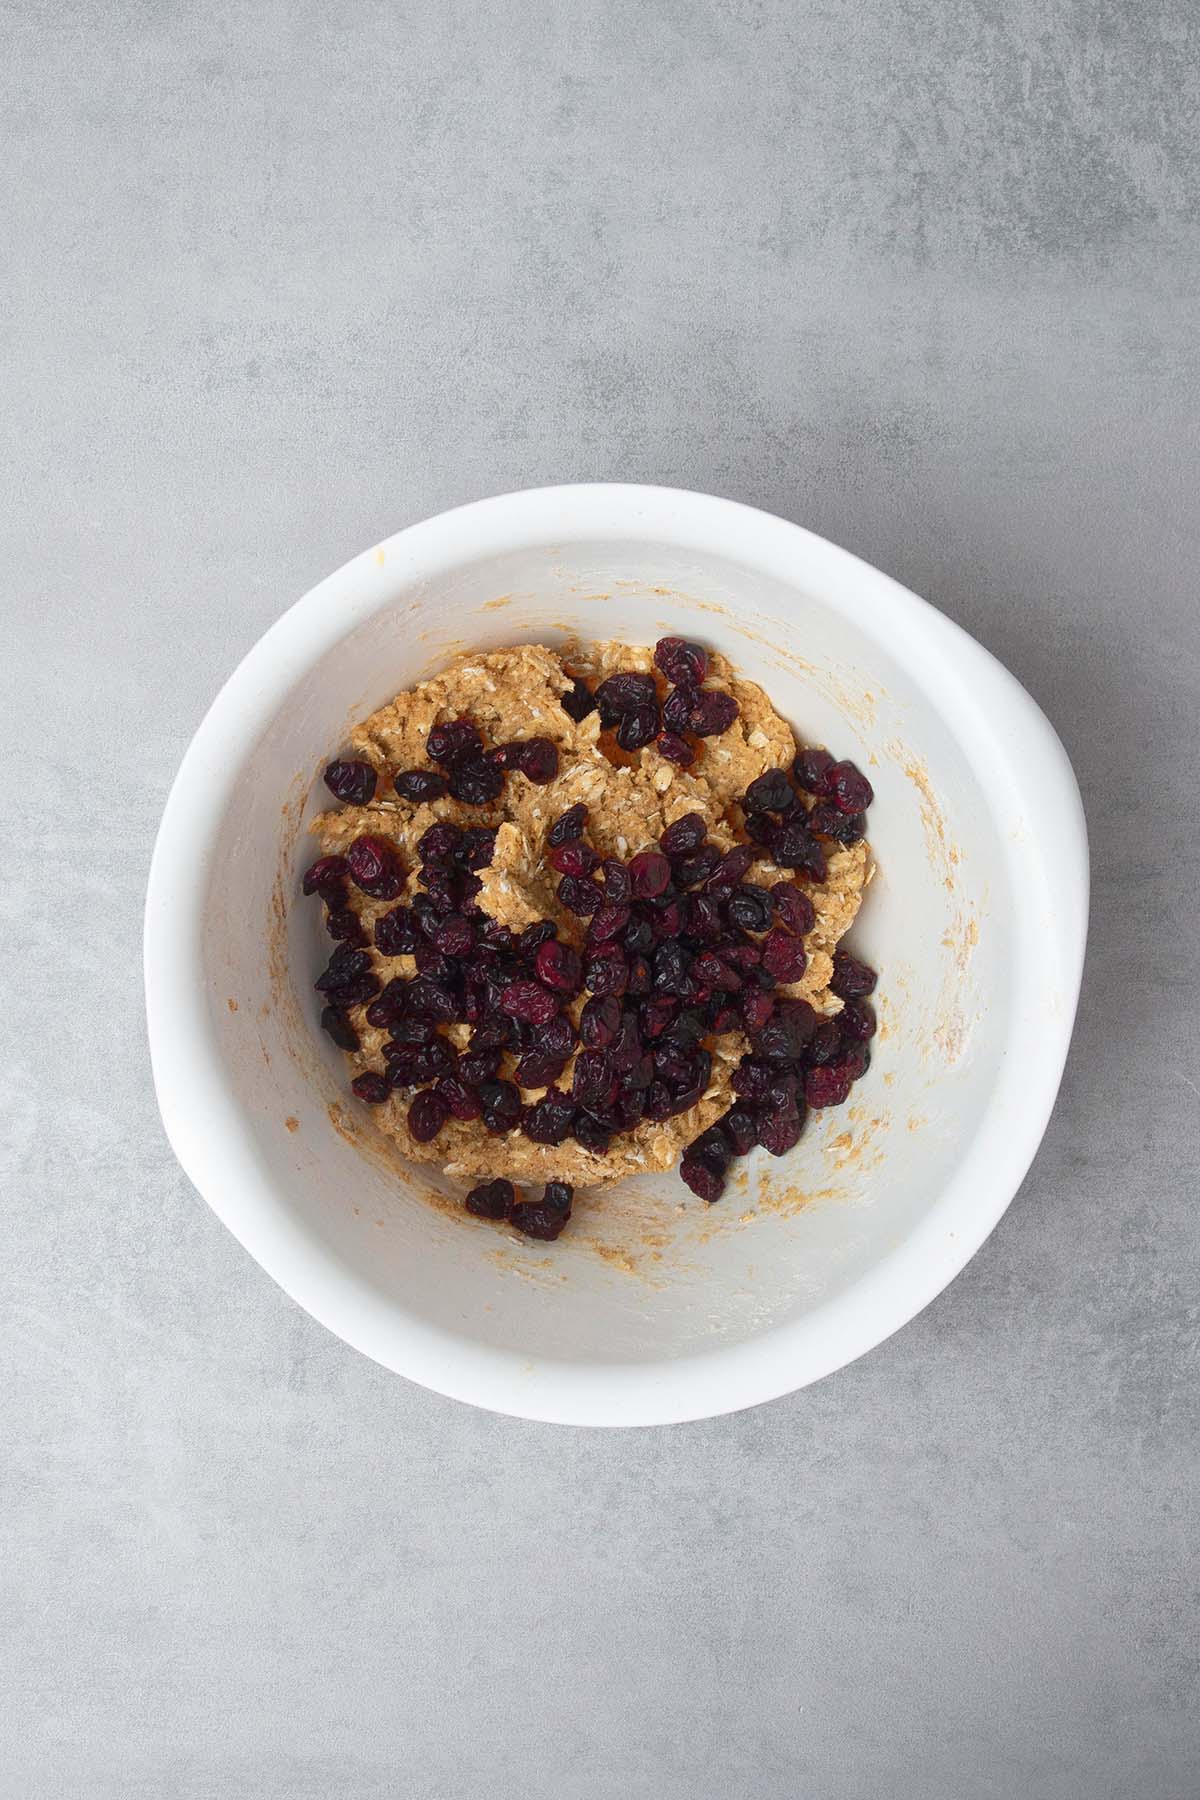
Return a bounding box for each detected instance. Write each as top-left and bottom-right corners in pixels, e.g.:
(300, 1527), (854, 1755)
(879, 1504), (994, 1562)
(4, 3), (1199, 1796)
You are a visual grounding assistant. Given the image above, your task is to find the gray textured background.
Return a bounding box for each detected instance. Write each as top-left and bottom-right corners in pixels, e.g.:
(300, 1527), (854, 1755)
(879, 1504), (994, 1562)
(4, 3), (1199, 1796)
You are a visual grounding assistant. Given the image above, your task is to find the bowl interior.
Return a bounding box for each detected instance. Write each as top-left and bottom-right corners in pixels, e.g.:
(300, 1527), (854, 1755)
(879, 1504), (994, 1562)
(198, 532), (1013, 1376)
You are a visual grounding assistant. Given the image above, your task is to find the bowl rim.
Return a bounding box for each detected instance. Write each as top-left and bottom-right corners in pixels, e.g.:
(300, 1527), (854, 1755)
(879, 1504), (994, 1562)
(144, 482), (1089, 1426)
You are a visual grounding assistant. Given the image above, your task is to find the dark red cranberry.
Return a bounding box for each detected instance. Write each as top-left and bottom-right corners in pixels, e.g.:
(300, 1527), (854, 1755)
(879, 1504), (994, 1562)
(522, 1088), (575, 1145)
(608, 1011), (643, 1074)
(706, 845), (755, 893)
(449, 757), (504, 806)
(740, 987), (775, 1034)
(351, 1070), (391, 1104)
(506, 737), (559, 784)
(839, 999), (876, 1041)
(652, 940), (692, 997)
(580, 994), (621, 1047)
(662, 686), (698, 732)
(320, 1006), (359, 1051)
(721, 1105), (759, 1156)
(793, 746), (836, 794)
(656, 730), (695, 766)
(693, 951), (740, 993)
(598, 858), (631, 904)
(323, 759), (377, 804)
(679, 1154), (725, 1203)
(432, 914), (475, 957)
(433, 1073), (482, 1121)
(572, 1111), (613, 1154)
(549, 840), (599, 877)
(743, 811), (775, 845)
(535, 939), (582, 994)
(675, 844), (721, 888)
(762, 929), (808, 982)
(547, 803), (588, 847)
(426, 718), (483, 766)
(651, 898), (684, 941)
(808, 803), (866, 844)
(639, 995), (678, 1039)
(509, 1196), (570, 1240)
(679, 894), (719, 942)
(804, 1064), (853, 1108)
(659, 812), (705, 858)
(393, 768), (448, 803)
(731, 1058), (772, 1101)
(407, 1088), (449, 1142)
(626, 953), (651, 995)
(499, 979), (561, 1025)
(829, 760), (874, 814)
(754, 997), (820, 1062)
(588, 901), (631, 944)
(743, 768), (794, 814)
(585, 948), (629, 997)
(595, 672), (658, 724)
(560, 678), (596, 722)
(771, 883), (816, 936)
(621, 915), (655, 954)
(830, 949), (877, 999)
(515, 1047), (567, 1089)
(315, 946), (374, 994)
(689, 1123), (734, 1174)
(459, 1044), (502, 1085)
(479, 1079), (523, 1133)
(687, 690), (738, 736)
(628, 850), (671, 898)
(806, 1019), (844, 1065)
(326, 907), (367, 945)
(302, 854), (350, 897)
(557, 875), (603, 916)
(458, 826), (497, 871)
(616, 705), (661, 751)
(757, 1103), (804, 1155)
(572, 1048), (617, 1109)
(726, 885), (773, 932)
(391, 1015), (435, 1045)
(417, 822), (461, 864)
(345, 835), (403, 898)
(542, 1015), (576, 1061)
(517, 920), (557, 959)
(412, 939), (453, 980)
(542, 1180), (573, 1214)
(653, 636), (707, 687)
(465, 1178), (514, 1220)
(767, 820), (826, 881)
(839, 1042), (871, 1080)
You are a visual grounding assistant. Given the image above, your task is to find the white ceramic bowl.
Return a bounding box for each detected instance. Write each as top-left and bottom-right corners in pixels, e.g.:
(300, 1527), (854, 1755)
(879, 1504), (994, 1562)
(145, 484), (1087, 1426)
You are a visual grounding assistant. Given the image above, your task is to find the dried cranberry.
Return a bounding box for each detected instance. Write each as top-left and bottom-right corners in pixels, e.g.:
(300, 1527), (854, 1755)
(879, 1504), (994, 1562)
(426, 718), (483, 766)
(320, 1006), (359, 1051)
(595, 672), (658, 725)
(767, 820), (826, 881)
(628, 850), (671, 898)
(743, 811), (775, 845)
(740, 987), (775, 1034)
(829, 760), (874, 814)
(459, 1044), (502, 1085)
(656, 731), (695, 766)
(616, 705), (661, 751)
(535, 939), (582, 994)
(323, 759), (377, 805)
(557, 875), (603, 916)
(721, 1105), (759, 1156)
(808, 803), (866, 845)
(804, 1064), (853, 1108)
(662, 686), (697, 732)
(596, 858), (630, 904)
(658, 812), (704, 858)
(793, 747), (836, 794)
(756, 1103), (804, 1155)
(743, 768), (794, 814)
(585, 948), (629, 997)
(806, 1019), (844, 1065)
(726, 885), (773, 933)
(499, 978), (561, 1025)
(581, 994), (621, 1047)
(589, 901), (631, 944)
(621, 915), (654, 954)
(560, 678), (596, 722)
(449, 758), (504, 806)
(413, 939), (453, 981)
(706, 845), (755, 893)
(509, 1197), (571, 1240)
(573, 1112), (613, 1154)
(391, 1015), (435, 1045)
(407, 1088), (449, 1142)
(679, 1154), (725, 1203)
(506, 737), (559, 784)
(762, 929), (807, 983)
(479, 1079), (523, 1133)
(549, 840), (599, 877)
(515, 1047), (567, 1089)
(432, 914), (475, 957)
(417, 822), (461, 865)
(652, 941), (692, 997)
(687, 690), (738, 736)
(351, 1070), (391, 1104)
(326, 907), (367, 945)
(754, 997), (820, 1062)
(688, 1123), (734, 1175)
(547, 803), (588, 847)
(572, 1048), (617, 1109)
(522, 1088), (575, 1145)
(675, 844), (721, 888)
(517, 920), (557, 959)
(315, 946), (373, 994)
(839, 999), (876, 1041)
(771, 884), (816, 936)
(639, 996), (677, 1040)
(429, 1073), (478, 1121)
(457, 826), (497, 870)
(302, 854), (350, 897)
(626, 953), (652, 995)
(653, 636), (707, 687)
(345, 835), (402, 898)
(830, 949), (877, 999)
(465, 1178), (514, 1220)
(393, 768), (448, 803)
